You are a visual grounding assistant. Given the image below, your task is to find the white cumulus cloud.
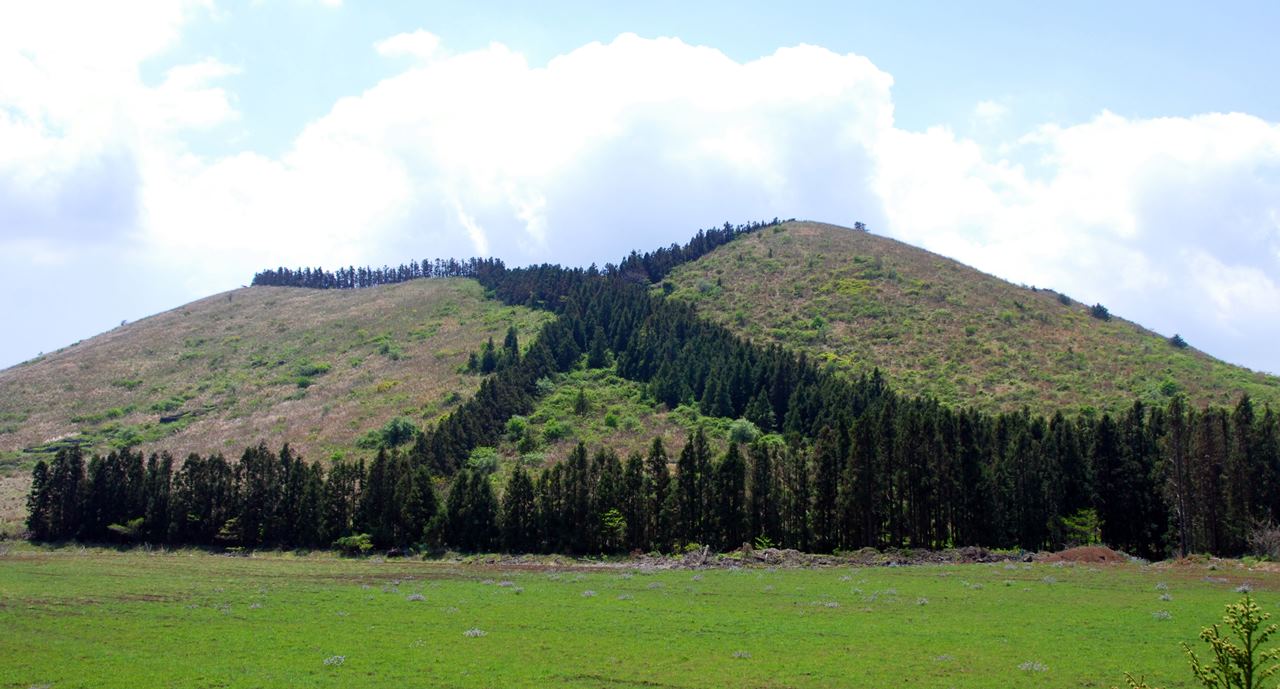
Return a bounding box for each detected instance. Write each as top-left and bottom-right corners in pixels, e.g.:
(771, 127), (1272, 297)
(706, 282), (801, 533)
(1, 18), (1279, 376)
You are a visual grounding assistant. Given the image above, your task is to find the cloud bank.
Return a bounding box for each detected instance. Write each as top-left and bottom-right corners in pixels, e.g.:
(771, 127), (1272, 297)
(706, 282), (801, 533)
(1, 13), (1278, 374)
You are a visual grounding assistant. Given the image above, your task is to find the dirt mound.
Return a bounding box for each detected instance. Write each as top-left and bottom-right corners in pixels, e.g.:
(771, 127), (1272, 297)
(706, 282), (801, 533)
(1038, 545), (1128, 564)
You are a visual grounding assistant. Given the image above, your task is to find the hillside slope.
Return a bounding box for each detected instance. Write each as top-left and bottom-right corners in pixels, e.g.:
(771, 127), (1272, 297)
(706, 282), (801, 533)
(665, 221), (1280, 414)
(0, 279), (552, 469)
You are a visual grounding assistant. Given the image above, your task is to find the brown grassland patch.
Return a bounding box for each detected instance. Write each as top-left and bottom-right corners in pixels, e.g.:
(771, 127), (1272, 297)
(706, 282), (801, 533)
(0, 279), (552, 472)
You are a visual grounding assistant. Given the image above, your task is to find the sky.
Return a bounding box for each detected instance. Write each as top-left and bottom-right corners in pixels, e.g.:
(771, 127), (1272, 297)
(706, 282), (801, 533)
(2, 1), (1279, 375)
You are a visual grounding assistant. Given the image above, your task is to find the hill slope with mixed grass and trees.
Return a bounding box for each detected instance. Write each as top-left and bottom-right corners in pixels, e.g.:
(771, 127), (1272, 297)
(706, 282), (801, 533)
(11, 219), (1280, 561)
(663, 221), (1280, 414)
(0, 279), (553, 470)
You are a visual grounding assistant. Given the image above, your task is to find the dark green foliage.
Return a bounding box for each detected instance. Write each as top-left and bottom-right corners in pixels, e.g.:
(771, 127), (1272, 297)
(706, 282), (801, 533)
(712, 444), (747, 550)
(500, 465), (537, 552)
(1171, 333), (1189, 349)
(587, 326), (608, 369)
(1091, 303), (1112, 321)
(441, 469), (498, 552)
(676, 429), (714, 546)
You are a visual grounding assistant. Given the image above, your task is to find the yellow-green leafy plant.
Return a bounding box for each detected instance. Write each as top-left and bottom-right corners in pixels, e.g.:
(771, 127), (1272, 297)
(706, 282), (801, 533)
(1184, 593), (1280, 689)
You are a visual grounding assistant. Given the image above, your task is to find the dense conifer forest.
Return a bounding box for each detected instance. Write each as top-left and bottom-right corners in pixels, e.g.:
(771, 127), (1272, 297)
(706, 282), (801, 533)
(27, 220), (1280, 559)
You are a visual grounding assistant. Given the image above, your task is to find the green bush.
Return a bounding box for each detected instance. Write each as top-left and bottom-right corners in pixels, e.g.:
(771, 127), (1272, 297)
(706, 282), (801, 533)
(333, 533), (373, 556)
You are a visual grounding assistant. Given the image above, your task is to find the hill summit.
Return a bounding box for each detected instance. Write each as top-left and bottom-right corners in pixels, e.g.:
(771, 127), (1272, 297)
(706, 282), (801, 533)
(663, 221), (1280, 414)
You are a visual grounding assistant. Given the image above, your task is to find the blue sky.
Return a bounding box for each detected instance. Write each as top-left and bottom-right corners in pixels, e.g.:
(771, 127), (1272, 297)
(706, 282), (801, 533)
(2, 0), (1279, 374)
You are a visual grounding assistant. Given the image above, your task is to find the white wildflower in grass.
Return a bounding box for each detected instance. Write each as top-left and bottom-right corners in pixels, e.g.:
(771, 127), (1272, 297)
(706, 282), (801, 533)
(884, 588), (897, 596)
(1003, 563), (1019, 570)
(1152, 610), (1172, 621)
(647, 582), (663, 590)
(1041, 576), (1057, 585)
(248, 602), (263, 610)
(323, 655), (345, 666)
(463, 628), (487, 638)
(732, 651), (752, 659)
(582, 590), (597, 598)
(546, 573), (562, 581)
(934, 654), (954, 662)
(1004, 580), (1015, 587)
(1018, 661), (1047, 672)
(617, 594), (633, 601)
(1159, 592), (1173, 601)
(916, 597), (929, 606)
(1155, 582), (1169, 591)
(1236, 583), (1253, 594)
(572, 574), (585, 582)
(620, 572), (634, 580)
(512, 587), (524, 595)
(840, 575), (852, 582)
(763, 585), (775, 592)
(406, 593), (425, 602)
(335, 610), (349, 617)
(497, 580), (515, 588)
(691, 574), (703, 582)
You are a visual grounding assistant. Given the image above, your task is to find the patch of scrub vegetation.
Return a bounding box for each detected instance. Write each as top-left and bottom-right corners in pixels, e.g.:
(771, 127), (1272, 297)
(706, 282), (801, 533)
(664, 221), (1280, 414)
(0, 546), (1275, 688)
(490, 363), (740, 474)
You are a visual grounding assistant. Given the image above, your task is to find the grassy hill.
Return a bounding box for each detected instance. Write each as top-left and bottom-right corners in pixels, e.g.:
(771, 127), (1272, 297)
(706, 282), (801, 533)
(0, 279), (552, 472)
(664, 221), (1280, 414)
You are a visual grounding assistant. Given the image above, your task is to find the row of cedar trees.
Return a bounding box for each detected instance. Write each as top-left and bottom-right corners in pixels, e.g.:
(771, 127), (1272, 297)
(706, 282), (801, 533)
(249, 256), (505, 290)
(26, 392), (1280, 559)
(26, 219), (1280, 558)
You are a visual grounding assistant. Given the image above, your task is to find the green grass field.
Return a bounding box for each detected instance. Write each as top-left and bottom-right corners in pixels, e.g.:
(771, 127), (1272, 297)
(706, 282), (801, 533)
(2, 545), (1274, 688)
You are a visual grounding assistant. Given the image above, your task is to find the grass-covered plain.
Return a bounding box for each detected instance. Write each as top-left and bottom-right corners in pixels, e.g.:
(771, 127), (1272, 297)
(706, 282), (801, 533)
(2, 545), (1275, 688)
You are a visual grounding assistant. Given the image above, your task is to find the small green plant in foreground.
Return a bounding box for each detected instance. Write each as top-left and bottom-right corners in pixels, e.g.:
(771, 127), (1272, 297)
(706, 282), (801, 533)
(1119, 593), (1280, 689)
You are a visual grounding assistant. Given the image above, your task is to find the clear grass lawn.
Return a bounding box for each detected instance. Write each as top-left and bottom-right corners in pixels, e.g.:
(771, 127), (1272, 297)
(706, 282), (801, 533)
(0, 544), (1273, 688)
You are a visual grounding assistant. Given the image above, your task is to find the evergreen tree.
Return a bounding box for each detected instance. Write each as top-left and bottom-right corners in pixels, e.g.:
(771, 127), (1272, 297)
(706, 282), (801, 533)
(25, 460), (51, 541)
(644, 438), (672, 551)
(500, 465), (538, 552)
(713, 444), (748, 550)
(587, 326), (609, 369)
(748, 437), (781, 545)
(811, 426), (841, 552)
(480, 337), (497, 374)
(622, 453), (647, 551)
(502, 326), (520, 368)
(744, 390), (776, 433)
(675, 429), (713, 545)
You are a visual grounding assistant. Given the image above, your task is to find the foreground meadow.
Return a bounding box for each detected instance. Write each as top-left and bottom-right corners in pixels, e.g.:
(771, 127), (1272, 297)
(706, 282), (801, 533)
(1, 545), (1275, 688)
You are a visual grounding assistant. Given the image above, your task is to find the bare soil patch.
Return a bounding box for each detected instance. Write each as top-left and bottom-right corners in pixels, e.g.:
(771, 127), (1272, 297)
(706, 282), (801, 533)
(1037, 545), (1129, 564)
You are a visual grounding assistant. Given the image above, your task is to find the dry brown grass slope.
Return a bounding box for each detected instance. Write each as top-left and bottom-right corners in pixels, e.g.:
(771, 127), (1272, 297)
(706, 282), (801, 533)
(0, 279), (553, 471)
(665, 221), (1280, 414)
